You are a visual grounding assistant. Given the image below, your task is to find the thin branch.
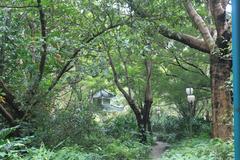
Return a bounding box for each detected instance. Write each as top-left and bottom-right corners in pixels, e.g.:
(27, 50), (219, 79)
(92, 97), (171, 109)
(47, 21), (126, 93)
(115, 36), (132, 98)
(0, 5), (38, 8)
(0, 104), (14, 123)
(179, 56), (209, 78)
(161, 65), (178, 79)
(161, 65), (188, 82)
(37, 0), (47, 82)
(85, 21), (127, 43)
(47, 49), (80, 92)
(169, 50), (209, 78)
(171, 55), (206, 77)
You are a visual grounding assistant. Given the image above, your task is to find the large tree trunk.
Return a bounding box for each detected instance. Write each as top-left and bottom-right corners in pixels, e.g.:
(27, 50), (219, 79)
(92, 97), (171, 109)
(210, 54), (232, 139)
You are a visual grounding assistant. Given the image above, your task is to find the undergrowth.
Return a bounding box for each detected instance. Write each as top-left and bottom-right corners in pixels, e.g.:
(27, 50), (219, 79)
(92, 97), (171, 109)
(160, 135), (233, 160)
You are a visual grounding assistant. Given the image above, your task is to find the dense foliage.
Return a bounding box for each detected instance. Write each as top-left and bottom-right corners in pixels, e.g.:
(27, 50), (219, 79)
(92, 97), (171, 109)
(0, 0), (233, 159)
(161, 136), (233, 160)
(152, 114), (211, 143)
(1, 121), (151, 160)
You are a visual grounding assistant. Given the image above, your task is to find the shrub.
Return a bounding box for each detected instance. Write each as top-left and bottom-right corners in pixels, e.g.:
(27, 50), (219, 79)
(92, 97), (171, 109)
(4, 139), (150, 160)
(0, 126), (33, 159)
(103, 112), (138, 138)
(161, 136), (233, 160)
(102, 140), (150, 160)
(0, 112), (151, 160)
(152, 114), (210, 142)
(34, 106), (110, 150)
(8, 145), (103, 160)
(102, 112), (146, 144)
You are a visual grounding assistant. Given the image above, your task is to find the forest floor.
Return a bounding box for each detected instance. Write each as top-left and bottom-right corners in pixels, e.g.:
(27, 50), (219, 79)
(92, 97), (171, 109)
(150, 141), (169, 159)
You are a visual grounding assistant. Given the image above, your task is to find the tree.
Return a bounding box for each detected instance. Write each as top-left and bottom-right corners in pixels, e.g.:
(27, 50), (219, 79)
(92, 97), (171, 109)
(0, 0), (232, 140)
(107, 39), (153, 142)
(0, 0), (128, 129)
(129, 0), (232, 139)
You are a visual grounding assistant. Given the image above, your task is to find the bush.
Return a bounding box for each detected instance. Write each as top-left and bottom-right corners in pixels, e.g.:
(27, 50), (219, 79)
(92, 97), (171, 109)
(35, 106), (110, 150)
(0, 126), (33, 159)
(152, 114), (210, 143)
(103, 112), (138, 140)
(0, 111), (151, 160)
(8, 145), (103, 160)
(3, 139), (150, 160)
(161, 136), (233, 160)
(102, 140), (150, 160)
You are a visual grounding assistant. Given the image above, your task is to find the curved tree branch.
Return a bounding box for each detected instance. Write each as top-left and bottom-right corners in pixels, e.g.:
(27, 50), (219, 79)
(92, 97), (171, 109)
(184, 0), (214, 50)
(106, 46), (141, 119)
(159, 25), (210, 53)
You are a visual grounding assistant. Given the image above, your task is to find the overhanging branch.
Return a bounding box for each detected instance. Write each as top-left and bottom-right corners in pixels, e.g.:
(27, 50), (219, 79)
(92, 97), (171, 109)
(0, 5), (38, 8)
(159, 25), (210, 53)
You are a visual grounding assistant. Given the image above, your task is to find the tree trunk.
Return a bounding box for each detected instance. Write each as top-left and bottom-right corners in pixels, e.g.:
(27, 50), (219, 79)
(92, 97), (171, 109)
(139, 59), (153, 142)
(142, 101), (152, 133)
(210, 54), (232, 139)
(133, 101), (152, 143)
(135, 114), (151, 143)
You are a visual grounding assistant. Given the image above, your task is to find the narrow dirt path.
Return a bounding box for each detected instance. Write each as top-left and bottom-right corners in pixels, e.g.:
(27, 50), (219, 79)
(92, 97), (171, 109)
(150, 141), (169, 159)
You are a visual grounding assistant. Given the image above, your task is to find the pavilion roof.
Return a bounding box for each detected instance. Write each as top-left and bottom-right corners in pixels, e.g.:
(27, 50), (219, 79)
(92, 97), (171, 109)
(93, 90), (115, 99)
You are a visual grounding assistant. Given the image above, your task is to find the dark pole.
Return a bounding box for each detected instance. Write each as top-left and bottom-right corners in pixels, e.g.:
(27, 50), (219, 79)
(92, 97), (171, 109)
(189, 101), (193, 137)
(232, 0), (240, 159)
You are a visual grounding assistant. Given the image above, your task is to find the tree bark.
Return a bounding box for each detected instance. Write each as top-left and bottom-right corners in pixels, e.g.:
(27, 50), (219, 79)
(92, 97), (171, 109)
(0, 81), (25, 118)
(142, 59), (153, 135)
(210, 54), (232, 139)
(158, 25), (210, 53)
